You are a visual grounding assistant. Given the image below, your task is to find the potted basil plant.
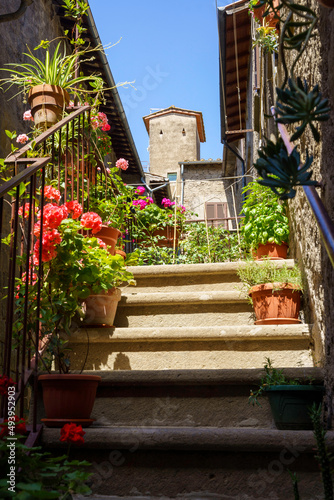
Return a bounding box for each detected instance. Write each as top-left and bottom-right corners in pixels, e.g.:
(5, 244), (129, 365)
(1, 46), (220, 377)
(240, 180), (290, 260)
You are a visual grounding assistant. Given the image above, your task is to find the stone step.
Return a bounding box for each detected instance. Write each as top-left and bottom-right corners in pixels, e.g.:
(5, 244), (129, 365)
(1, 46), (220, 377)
(44, 425), (333, 499)
(125, 260), (296, 293)
(114, 300), (253, 328)
(67, 325), (313, 370)
(38, 368), (322, 428)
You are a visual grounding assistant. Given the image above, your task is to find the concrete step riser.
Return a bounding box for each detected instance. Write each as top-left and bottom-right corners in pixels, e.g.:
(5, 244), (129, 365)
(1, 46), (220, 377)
(127, 275), (242, 293)
(68, 340), (312, 370)
(114, 303), (253, 328)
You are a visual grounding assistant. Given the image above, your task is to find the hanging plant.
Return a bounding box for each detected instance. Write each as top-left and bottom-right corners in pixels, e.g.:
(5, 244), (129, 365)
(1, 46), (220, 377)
(275, 78), (330, 142)
(254, 138), (318, 199)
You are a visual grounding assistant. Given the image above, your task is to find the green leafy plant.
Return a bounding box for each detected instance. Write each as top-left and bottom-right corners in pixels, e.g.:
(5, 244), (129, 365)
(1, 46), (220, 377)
(254, 138), (318, 200)
(0, 41), (105, 99)
(249, 357), (302, 406)
(253, 25), (278, 53)
(0, 420), (92, 499)
(240, 179), (290, 248)
(237, 259), (303, 294)
(89, 165), (135, 232)
(289, 404), (333, 500)
(179, 223), (243, 264)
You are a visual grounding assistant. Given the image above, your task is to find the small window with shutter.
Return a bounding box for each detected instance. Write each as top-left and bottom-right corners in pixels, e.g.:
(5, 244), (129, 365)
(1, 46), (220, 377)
(205, 202), (228, 228)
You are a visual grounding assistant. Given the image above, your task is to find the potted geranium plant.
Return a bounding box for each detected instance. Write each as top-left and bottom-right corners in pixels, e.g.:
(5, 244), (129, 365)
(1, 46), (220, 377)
(132, 197), (188, 250)
(237, 259), (303, 324)
(14, 185), (135, 427)
(240, 180), (290, 259)
(249, 358), (324, 430)
(89, 159), (134, 254)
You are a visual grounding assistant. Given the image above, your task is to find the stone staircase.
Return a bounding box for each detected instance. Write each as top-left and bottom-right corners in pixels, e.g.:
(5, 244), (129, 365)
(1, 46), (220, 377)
(40, 261), (331, 499)
(67, 261), (313, 371)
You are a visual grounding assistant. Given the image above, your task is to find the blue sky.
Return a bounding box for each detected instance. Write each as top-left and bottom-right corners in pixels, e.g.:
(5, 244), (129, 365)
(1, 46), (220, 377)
(88, 0), (230, 169)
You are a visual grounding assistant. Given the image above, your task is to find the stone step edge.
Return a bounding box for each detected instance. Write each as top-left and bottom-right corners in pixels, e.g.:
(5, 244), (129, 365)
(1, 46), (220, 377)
(126, 260), (296, 278)
(71, 324), (311, 343)
(118, 290), (248, 306)
(43, 426), (334, 452)
(58, 367), (324, 386)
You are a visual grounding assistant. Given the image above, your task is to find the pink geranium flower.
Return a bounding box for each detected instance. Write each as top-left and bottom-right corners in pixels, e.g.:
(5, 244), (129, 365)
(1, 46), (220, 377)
(116, 158), (129, 171)
(161, 198), (172, 208)
(135, 186), (145, 195)
(16, 134), (29, 145)
(23, 110), (33, 121)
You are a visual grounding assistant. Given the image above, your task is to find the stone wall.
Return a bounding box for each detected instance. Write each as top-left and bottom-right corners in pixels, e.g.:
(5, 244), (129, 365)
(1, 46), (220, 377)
(280, 1), (334, 416)
(183, 164), (239, 228)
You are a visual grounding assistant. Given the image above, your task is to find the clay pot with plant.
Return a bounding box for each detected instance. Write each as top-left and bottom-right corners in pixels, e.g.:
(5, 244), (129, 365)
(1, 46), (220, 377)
(237, 259), (303, 324)
(240, 180), (290, 260)
(0, 41), (105, 128)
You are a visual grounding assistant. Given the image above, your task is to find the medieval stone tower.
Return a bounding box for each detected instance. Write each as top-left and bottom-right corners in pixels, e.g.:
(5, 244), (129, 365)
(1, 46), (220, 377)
(142, 106), (206, 197)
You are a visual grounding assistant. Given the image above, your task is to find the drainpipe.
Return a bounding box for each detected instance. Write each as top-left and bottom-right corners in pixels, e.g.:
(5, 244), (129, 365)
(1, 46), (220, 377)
(180, 163), (185, 205)
(222, 139), (246, 203)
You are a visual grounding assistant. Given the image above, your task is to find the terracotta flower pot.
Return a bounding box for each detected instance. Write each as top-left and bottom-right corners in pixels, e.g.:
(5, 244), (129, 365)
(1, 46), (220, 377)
(94, 225), (121, 255)
(39, 373), (101, 427)
(253, 0), (280, 30)
(115, 249), (126, 259)
(28, 84), (70, 129)
(256, 242), (288, 260)
(83, 287), (121, 326)
(249, 282), (302, 324)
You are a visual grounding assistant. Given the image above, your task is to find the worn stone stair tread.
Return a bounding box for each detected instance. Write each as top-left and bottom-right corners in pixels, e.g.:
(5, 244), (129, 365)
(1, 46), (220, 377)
(126, 260), (296, 277)
(73, 496), (225, 500)
(43, 425), (334, 452)
(73, 495), (223, 499)
(72, 324), (311, 343)
(118, 290), (247, 306)
(73, 367), (323, 386)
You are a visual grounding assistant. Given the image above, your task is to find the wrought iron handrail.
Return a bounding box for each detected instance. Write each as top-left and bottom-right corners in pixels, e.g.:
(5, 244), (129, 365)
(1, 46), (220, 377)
(272, 108), (334, 268)
(0, 105), (95, 435)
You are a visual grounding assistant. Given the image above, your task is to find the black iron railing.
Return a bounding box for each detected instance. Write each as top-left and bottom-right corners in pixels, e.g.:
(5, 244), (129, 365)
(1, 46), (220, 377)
(0, 105), (104, 435)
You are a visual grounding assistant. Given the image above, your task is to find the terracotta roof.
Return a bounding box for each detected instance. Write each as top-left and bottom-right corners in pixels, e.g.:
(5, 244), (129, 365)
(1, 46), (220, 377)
(143, 106), (206, 143)
(218, 0), (252, 143)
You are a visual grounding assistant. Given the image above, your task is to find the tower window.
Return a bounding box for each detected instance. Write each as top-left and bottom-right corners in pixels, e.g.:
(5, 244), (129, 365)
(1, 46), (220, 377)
(182, 128), (186, 136)
(160, 130), (163, 135)
(167, 172), (177, 182)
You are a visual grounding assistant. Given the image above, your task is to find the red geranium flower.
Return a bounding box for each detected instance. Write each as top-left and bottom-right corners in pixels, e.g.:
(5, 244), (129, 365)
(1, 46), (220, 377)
(0, 375), (15, 396)
(65, 200), (83, 219)
(0, 416), (27, 439)
(60, 423), (85, 444)
(80, 212), (102, 234)
(44, 185), (61, 202)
